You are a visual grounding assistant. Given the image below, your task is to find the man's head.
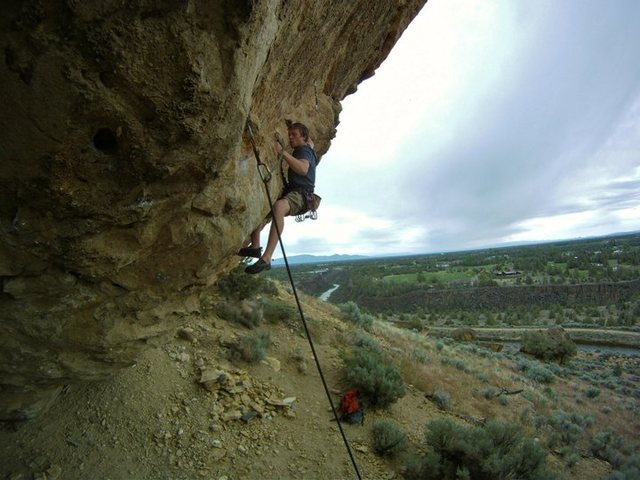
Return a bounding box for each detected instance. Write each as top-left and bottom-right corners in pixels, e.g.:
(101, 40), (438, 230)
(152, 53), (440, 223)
(288, 122), (309, 147)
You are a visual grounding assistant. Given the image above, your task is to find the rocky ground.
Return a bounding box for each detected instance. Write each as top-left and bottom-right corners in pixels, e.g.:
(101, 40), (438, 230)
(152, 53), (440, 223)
(2, 281), (635, 480)
(0, 286), (435, 480)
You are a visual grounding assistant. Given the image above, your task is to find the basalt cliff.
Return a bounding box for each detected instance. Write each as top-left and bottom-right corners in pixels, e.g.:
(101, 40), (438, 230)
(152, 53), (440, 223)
(0, 0), (426, 419)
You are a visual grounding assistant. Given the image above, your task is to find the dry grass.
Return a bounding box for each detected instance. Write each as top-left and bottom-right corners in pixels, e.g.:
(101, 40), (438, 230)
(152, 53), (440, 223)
(370, 321), (559, 426)
(264, 289), (637, 478)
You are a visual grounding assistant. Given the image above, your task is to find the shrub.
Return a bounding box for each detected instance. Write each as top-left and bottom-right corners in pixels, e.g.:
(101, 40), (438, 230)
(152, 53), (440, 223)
(525, 364), (556, 384)
(590, 431), (625, 467)
(371, 419), (406, 456)
(217, 265), (276, 300)
(480, 387), (499, 399)
(408, 316), (425, 332)
(585, 387), (601, 399)
(261, 298), (295, 323)
(441, 356), (470, 373)
(412, 349), (429, 364)
(431, 390), (451, 410)
(404, 418), (550, 480)
(615, 454), (640, 479)
(216, 300), (263, 329)
(564, 452), (580, 468)
(548, 410), (591, 450)
(516, 358), (555, 384)
(338, 301), (374, 330)
(403, 451), (441, 480)
(353, 332), (381, 351)
(520, 329), (577, 363)
(342, 346), (405, 407)
(232, 330), (271, 363)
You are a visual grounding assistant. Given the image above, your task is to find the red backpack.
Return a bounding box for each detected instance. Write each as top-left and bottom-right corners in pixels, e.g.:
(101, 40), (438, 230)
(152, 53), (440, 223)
(339, 389), (364, 425)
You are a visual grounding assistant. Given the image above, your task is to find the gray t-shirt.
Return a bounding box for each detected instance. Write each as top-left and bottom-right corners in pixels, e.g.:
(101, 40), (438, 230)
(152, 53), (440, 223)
(287, 144), (317, 192)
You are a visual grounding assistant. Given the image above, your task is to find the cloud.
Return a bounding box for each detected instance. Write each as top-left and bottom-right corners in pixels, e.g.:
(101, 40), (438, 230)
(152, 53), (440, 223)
(279, 0), (640, 258)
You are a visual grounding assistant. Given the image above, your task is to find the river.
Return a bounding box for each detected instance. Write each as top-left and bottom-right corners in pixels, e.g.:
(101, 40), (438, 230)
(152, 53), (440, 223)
(320, 284), (340, 301)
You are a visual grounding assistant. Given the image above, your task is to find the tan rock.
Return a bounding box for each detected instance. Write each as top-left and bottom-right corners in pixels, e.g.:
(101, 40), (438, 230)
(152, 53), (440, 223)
(221, 411), (242, 422)
(263, 356), (281, 372)
(266, 396), (297, 407)
(0, 0), (427, 420)
(198, 369), (229, 392)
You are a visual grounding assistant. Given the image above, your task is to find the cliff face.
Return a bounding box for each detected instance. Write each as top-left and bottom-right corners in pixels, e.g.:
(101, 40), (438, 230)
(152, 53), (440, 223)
(0, 0), (426, 419)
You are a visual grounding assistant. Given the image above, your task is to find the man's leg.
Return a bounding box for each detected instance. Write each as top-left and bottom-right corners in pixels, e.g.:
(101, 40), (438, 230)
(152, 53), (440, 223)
(237, 226), (263, 258)
(261, 198), (290, 263)
(250, 228), (261, 249)
(245, 198), (290, 274)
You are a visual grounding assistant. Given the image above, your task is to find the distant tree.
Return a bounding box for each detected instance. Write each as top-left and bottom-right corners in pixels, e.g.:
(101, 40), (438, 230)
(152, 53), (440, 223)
(521, 329), (577, 363)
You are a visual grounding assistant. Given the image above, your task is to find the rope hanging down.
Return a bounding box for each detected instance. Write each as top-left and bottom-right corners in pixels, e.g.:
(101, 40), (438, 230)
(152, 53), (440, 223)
(246, 121), (363, 480)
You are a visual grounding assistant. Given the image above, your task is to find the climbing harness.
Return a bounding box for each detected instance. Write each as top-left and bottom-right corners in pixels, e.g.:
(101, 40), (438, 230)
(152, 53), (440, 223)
(245, 120), (362, 480)
(294, 191), (320, 223)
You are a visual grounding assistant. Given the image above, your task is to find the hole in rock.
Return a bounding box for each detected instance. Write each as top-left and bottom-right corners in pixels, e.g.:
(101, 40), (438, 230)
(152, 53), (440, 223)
(93, 128), (118, 154)
(99, 71), (115, 88)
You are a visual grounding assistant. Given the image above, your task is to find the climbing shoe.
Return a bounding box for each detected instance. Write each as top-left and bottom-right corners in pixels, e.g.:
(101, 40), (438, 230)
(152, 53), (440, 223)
(245, 259), (271, 274)
(237, 246), (262, 258)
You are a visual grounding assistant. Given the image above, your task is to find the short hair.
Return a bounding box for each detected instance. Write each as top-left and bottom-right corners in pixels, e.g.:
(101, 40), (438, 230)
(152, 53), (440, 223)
(288, 122), (309, 142)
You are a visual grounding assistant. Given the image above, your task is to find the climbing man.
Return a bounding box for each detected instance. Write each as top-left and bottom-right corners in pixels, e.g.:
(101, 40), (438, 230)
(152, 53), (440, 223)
(239, 121), (318, 274)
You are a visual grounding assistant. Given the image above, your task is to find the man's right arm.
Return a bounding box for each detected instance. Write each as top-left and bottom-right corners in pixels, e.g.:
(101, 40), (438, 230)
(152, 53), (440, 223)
(275, 142), (310, 175)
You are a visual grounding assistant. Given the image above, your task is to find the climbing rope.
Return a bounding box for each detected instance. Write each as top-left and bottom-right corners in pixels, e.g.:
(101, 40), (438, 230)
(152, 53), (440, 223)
(246, 121), (363, 480)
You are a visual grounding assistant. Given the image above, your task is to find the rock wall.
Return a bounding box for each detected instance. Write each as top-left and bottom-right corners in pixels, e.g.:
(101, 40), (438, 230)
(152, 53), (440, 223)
(0, 0), (426, 419)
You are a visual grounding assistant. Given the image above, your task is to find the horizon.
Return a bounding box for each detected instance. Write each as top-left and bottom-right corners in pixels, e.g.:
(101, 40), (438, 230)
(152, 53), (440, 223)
(271, 229), (640, 263)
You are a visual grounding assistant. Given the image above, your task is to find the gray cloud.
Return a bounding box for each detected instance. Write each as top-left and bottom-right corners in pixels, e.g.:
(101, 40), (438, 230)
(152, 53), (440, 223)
(283, 1), (640, 257)
(392, 1), (640, 251)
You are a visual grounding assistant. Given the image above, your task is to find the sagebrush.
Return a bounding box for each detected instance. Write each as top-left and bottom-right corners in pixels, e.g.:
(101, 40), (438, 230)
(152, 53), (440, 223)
(342, 346), (405, 407)
(404, 417), (551, 480)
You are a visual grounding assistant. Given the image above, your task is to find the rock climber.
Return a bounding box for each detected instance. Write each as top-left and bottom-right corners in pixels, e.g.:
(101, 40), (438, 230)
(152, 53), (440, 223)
(239, 122), (318, 274)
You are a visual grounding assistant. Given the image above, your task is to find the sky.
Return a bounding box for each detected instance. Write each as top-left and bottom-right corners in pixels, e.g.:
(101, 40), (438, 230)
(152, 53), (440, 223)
(272, 0), (640, 258)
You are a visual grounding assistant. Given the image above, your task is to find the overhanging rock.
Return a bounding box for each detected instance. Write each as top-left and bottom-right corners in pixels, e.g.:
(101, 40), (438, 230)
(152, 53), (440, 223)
(0, 0), (426, 419)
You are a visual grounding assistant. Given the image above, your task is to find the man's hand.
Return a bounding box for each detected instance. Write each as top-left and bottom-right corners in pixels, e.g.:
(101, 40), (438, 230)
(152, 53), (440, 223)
(274, 139), (284, 155)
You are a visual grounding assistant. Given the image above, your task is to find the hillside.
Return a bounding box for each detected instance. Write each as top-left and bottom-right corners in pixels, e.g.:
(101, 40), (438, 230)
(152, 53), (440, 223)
(2, 273), (638, 479)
